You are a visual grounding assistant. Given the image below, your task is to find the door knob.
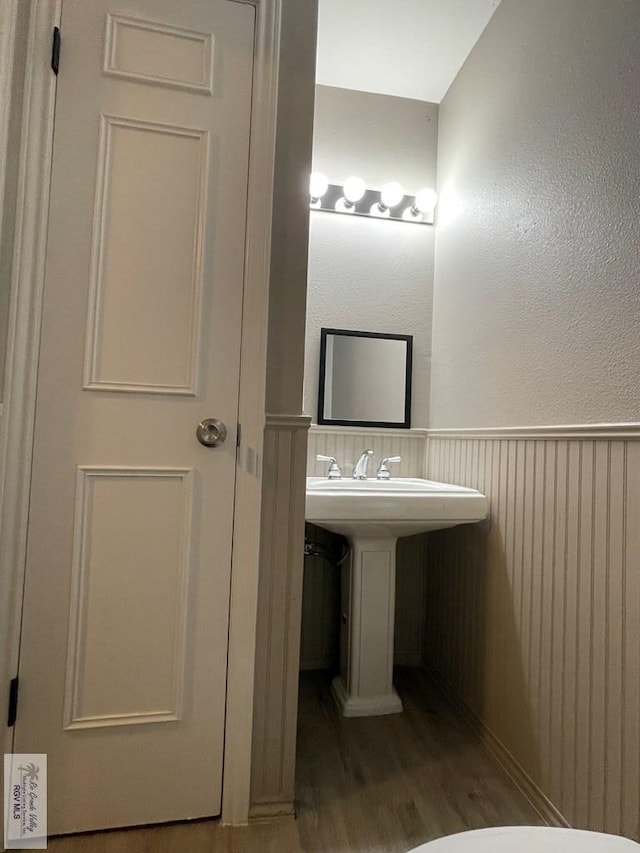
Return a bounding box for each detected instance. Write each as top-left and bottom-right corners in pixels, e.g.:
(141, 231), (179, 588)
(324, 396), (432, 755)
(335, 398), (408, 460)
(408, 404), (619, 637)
(196, 418), (227, 448)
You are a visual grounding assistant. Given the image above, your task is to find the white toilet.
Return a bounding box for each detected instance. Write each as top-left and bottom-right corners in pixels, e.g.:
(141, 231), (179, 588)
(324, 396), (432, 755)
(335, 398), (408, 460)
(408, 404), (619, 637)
(408, 826), (640, 852)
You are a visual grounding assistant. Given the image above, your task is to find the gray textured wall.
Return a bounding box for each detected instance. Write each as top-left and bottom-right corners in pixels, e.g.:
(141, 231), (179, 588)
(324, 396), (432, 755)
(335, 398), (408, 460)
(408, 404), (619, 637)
(305, 87), (438, 427)
(431, 0), (640, 428)
(265, 0), (318, 415)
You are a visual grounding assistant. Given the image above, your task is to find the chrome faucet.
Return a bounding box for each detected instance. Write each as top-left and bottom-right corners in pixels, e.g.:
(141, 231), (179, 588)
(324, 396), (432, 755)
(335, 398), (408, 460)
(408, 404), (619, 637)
(352, 449), (374, 480)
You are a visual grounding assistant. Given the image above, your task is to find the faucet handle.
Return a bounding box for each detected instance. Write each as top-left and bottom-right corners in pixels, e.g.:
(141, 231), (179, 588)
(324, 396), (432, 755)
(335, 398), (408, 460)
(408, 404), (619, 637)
(376, 456), (401, 480)
(316, 454), (342, 480)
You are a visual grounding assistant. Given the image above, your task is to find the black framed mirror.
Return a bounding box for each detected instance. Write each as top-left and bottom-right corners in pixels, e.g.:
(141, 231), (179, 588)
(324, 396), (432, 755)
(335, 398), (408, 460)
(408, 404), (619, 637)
(317, 328), (412, 428)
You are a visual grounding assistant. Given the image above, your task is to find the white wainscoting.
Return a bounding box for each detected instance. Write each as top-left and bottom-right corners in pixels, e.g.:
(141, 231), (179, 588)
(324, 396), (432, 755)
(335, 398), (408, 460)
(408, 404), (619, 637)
(425, 429), (640, 839)
(307, 425), (427, 478)
(250, 414), (310, 817)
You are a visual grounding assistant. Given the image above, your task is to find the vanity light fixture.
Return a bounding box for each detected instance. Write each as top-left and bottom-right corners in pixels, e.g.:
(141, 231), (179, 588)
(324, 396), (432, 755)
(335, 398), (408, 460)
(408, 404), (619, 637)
(310, 173), (437, 225)
(402, 187), (438, 223)
(309, 171), (329, 209)
(335, 176), (367, 213)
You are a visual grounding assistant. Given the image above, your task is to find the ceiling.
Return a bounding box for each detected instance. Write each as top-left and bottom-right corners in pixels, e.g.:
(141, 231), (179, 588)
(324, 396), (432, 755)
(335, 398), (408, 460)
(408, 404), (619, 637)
(316, 0), (502, 103)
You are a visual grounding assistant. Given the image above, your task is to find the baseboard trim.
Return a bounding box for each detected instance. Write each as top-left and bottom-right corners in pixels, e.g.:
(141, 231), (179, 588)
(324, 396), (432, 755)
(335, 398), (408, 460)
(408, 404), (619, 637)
(426, 668), (571, 829)
(249, 801), (296, 819)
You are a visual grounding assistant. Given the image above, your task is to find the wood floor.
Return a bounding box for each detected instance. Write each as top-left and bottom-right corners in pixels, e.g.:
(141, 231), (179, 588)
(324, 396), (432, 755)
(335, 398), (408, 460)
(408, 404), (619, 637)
(295, 668), (542, 851)
(45, 668), (542, 852)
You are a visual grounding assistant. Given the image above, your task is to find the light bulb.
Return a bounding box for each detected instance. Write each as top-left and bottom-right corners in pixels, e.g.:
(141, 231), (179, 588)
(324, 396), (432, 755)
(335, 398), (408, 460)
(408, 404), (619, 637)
(380, 182), (404, 209)
(403, 187), (438, 223)
(309, 171), (329, 200)
(414, 188), (438, 213)
(342, 176), (366, 204)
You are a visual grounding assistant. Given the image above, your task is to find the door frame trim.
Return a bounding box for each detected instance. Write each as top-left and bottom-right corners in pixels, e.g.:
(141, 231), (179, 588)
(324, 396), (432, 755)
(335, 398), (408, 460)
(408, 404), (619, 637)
(0, 0), (19, 280)
(0, 0), (62, 767)
(0, 0), (19, 765)
(222, 0), (283, 825)
(0, 0), (20, 775)
(0, 0), (282, 826)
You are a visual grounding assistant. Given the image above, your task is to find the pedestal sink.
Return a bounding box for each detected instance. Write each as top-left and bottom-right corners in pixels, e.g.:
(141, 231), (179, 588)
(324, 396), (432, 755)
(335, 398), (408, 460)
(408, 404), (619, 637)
(305, 477), (489, 717)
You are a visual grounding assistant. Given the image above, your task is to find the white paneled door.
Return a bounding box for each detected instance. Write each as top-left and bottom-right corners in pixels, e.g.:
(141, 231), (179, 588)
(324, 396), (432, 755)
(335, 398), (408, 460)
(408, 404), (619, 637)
(14, 0), (254, 834)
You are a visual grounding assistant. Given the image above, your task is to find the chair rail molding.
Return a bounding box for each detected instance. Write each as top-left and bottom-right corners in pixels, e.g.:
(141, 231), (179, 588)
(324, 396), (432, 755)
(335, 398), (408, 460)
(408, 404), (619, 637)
(428, 422), (640, 440)
(0, 0), (285, 828)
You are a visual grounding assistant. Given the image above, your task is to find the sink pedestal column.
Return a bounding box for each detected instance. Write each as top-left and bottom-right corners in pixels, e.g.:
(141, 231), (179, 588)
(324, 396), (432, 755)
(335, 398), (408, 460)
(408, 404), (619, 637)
(331, 536), (403, 717)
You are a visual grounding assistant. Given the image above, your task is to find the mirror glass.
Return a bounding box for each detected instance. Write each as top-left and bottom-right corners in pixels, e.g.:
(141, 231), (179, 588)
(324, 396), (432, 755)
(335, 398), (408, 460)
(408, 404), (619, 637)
(318, 328), (412, 428)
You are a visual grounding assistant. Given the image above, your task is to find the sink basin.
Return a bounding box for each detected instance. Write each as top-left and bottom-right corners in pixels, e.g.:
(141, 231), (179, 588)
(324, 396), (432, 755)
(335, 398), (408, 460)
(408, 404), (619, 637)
(306, 476), (489, 538)
(305, 476), (489, 718)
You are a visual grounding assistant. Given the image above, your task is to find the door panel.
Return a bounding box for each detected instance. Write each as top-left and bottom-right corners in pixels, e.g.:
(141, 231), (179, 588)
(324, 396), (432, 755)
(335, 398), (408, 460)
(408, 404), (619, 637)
(64, 468), (193, 730)
(15, 0), (254, 834)
(85, 115), (209, 393)
(104, 14), (215, 93)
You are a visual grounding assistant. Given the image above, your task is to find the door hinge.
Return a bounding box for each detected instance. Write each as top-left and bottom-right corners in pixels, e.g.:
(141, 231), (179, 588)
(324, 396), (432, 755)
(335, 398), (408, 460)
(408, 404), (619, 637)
(236, 423), (242, 448)
(7, 677), (19, 727)
(51, 27), (61, 75)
